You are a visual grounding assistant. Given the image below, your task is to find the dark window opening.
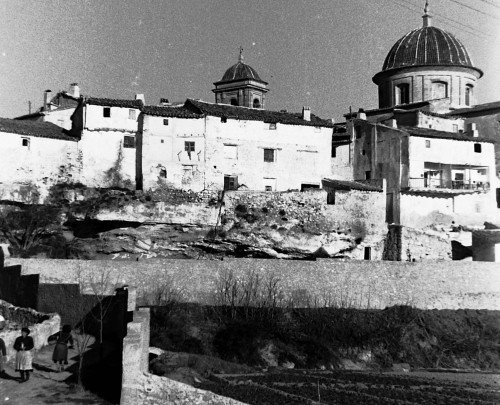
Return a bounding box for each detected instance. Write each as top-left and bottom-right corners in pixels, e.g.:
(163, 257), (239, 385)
(331, 146), (337, 158)
(264, 148), (275, 162)
(230, 98), (238, 106)
(496, 188), (500, 209)
(465, 85), (473, 106)
(103, 107), (111, 117)
(364, 247), (372, 260)
(395, 83), (410, 105)
(327, 191), (336, 205)
(425, 140), (431, 148)
(185, 141), (195, 152)
(224, 175), (238, 191)
(123, 136), (135, 148)
(365, 170), (371, 180)
(354, 126), (362, 139)
(22, 138), (30, 147)
(163, 119), (169, 125)
(265, 185), (272, 192)
(300, 184), (319, 192)
(474, 143), (481, 153)
(221, 116), (227, 123)
(253, 98), (261, 108)
(159, 168), (167, 178)
(269, 123), (277, 130)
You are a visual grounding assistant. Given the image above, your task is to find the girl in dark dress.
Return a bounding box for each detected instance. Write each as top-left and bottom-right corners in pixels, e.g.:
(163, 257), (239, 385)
(14, 327), (34, 382)
(52, 324), (73, 372)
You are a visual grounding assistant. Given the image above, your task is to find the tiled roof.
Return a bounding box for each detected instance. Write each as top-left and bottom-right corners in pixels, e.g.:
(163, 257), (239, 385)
(378, 26), (482, 76)
(86, 97), (143, 108)
(141, 105), (202, 118)
(0, 118), (77, 141)
(216, 62), (267, 85)
(402, 189), (485, 198)
(403, 127), (496, 143)
(447, 101), (500, 117)
(14, 111), (45, 120)
(322, 178), (382, 192)
(184, 99), (335, 128)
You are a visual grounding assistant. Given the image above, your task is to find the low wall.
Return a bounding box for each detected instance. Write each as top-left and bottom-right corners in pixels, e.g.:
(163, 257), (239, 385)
(11, 258), (500, 310)
(120, 308), (245, 405)
(0, 299), (60, 361)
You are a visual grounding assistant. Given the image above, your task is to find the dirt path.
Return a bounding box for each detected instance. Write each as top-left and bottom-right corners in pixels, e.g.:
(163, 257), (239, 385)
(0, 344), (111, 405)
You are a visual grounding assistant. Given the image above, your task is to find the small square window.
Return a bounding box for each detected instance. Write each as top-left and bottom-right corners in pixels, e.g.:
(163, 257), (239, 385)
(221, 117), (227, 123)
(224, 175), (238, 191)
(269, 123), (277, 130)
(365, 170), (371, 180)
(265, 185), (273, 192)
(160, 139), (164, 143)
(22, 138), (30, 147)
(425, 140), (431, 148)
(474, 143), (482, 153)
(129, 109), (136, 120)
(123, 136), (135, 148)
(185, 141), (195, 152)
(103, 107), (111, 117)
(163, 119), (169, 125)
(264, 148), (275, 162)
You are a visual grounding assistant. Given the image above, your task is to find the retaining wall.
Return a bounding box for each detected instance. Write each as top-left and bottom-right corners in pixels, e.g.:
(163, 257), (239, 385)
(10, 258), (500, 310)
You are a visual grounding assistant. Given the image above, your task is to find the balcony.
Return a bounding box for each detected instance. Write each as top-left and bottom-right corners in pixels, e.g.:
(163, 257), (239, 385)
(408, 177), (490, 191)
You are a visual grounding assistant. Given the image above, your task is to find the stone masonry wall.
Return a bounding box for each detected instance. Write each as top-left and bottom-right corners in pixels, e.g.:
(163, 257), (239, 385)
(120, 307), (246, 405)
(0, 299), (60, 362)
(12, 258), (500, 310)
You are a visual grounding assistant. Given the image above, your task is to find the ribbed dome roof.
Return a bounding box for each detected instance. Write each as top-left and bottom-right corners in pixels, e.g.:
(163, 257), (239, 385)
(219, 62), (265, 83)
(382, 26), (480, 74)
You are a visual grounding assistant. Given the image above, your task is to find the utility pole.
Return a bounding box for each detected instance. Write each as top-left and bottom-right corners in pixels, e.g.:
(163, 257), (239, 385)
(28, 101), (32, 114)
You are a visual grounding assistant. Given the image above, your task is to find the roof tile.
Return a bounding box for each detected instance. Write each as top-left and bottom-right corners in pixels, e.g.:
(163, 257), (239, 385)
(0, 118), (77, 141)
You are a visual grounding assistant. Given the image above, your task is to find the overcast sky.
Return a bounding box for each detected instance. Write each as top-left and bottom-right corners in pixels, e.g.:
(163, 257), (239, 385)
(0, 0), (499, 120)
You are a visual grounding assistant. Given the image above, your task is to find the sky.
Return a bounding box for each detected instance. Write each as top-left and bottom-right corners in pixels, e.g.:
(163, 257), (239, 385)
(0, 0), (499, 121)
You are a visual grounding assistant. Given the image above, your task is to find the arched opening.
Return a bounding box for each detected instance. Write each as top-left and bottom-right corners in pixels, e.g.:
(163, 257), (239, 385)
(395, 83), (410, 105)
(431, 81), (448, 99)
(230, 98), (238, 106)
(253, 98), (261, 108)
(465, 84), (473, 106)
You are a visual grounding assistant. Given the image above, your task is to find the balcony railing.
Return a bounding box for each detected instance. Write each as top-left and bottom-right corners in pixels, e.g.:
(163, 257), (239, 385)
(408, 178), (490, 191)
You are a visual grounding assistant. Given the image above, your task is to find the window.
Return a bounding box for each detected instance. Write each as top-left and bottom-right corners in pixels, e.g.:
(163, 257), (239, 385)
(163, 119), (169, 125)
(265, 186), (272, 192)
(221, 116), (227, 123)
(103, 107), (111, 117)
(224, 144), (238, 159)
(230, 98), (238, 106)
(263, 148), (275, 162)
(364, 247), (372, 260)
(395, 83), (410, 105)
(365, 170), (371, 180)
(185, 141), (195, 159)
(160, 139), (164, 143)
(465, 85), (473, 106)
(474, 143), (482, 153)
(362, 149), (366, 156)
(129, 109), (136, 120)
(22, 138), (30, 147)
(327, 191), (336, 205)
(331, 146), (337, 158)
(224, 175), (238, 191)
(269, 123), (277, 130)
(354, 126), (362, 139)
(159, 168), (167, 178)
(431, 81), (448, 99)
(496, 188), (500, 209)
(253, 98), (261, 108)
(123, 136), (135, 148)
(425, 140), (431, 148)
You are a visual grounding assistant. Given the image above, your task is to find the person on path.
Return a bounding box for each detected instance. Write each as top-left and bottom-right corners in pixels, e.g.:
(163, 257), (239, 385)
(52, 324), (74, 372)
(13, 327), (34, 382)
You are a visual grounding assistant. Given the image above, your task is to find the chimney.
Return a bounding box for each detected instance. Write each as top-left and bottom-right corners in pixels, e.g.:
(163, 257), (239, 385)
(468, 122), (479, 137)
(69, 83), (80, 98)
(302, 106), (311, 121)
(43, 90), (52, 111)
(159, 98), (170, 106)
(331, 118), (335, 124)
(357, 108), (367, 120)
(135, 93), (145, 104)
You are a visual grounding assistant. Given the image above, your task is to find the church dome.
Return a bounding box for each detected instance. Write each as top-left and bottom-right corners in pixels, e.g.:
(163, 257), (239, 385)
(219, 61), (266, 83)
(381, 26), (481, 75)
